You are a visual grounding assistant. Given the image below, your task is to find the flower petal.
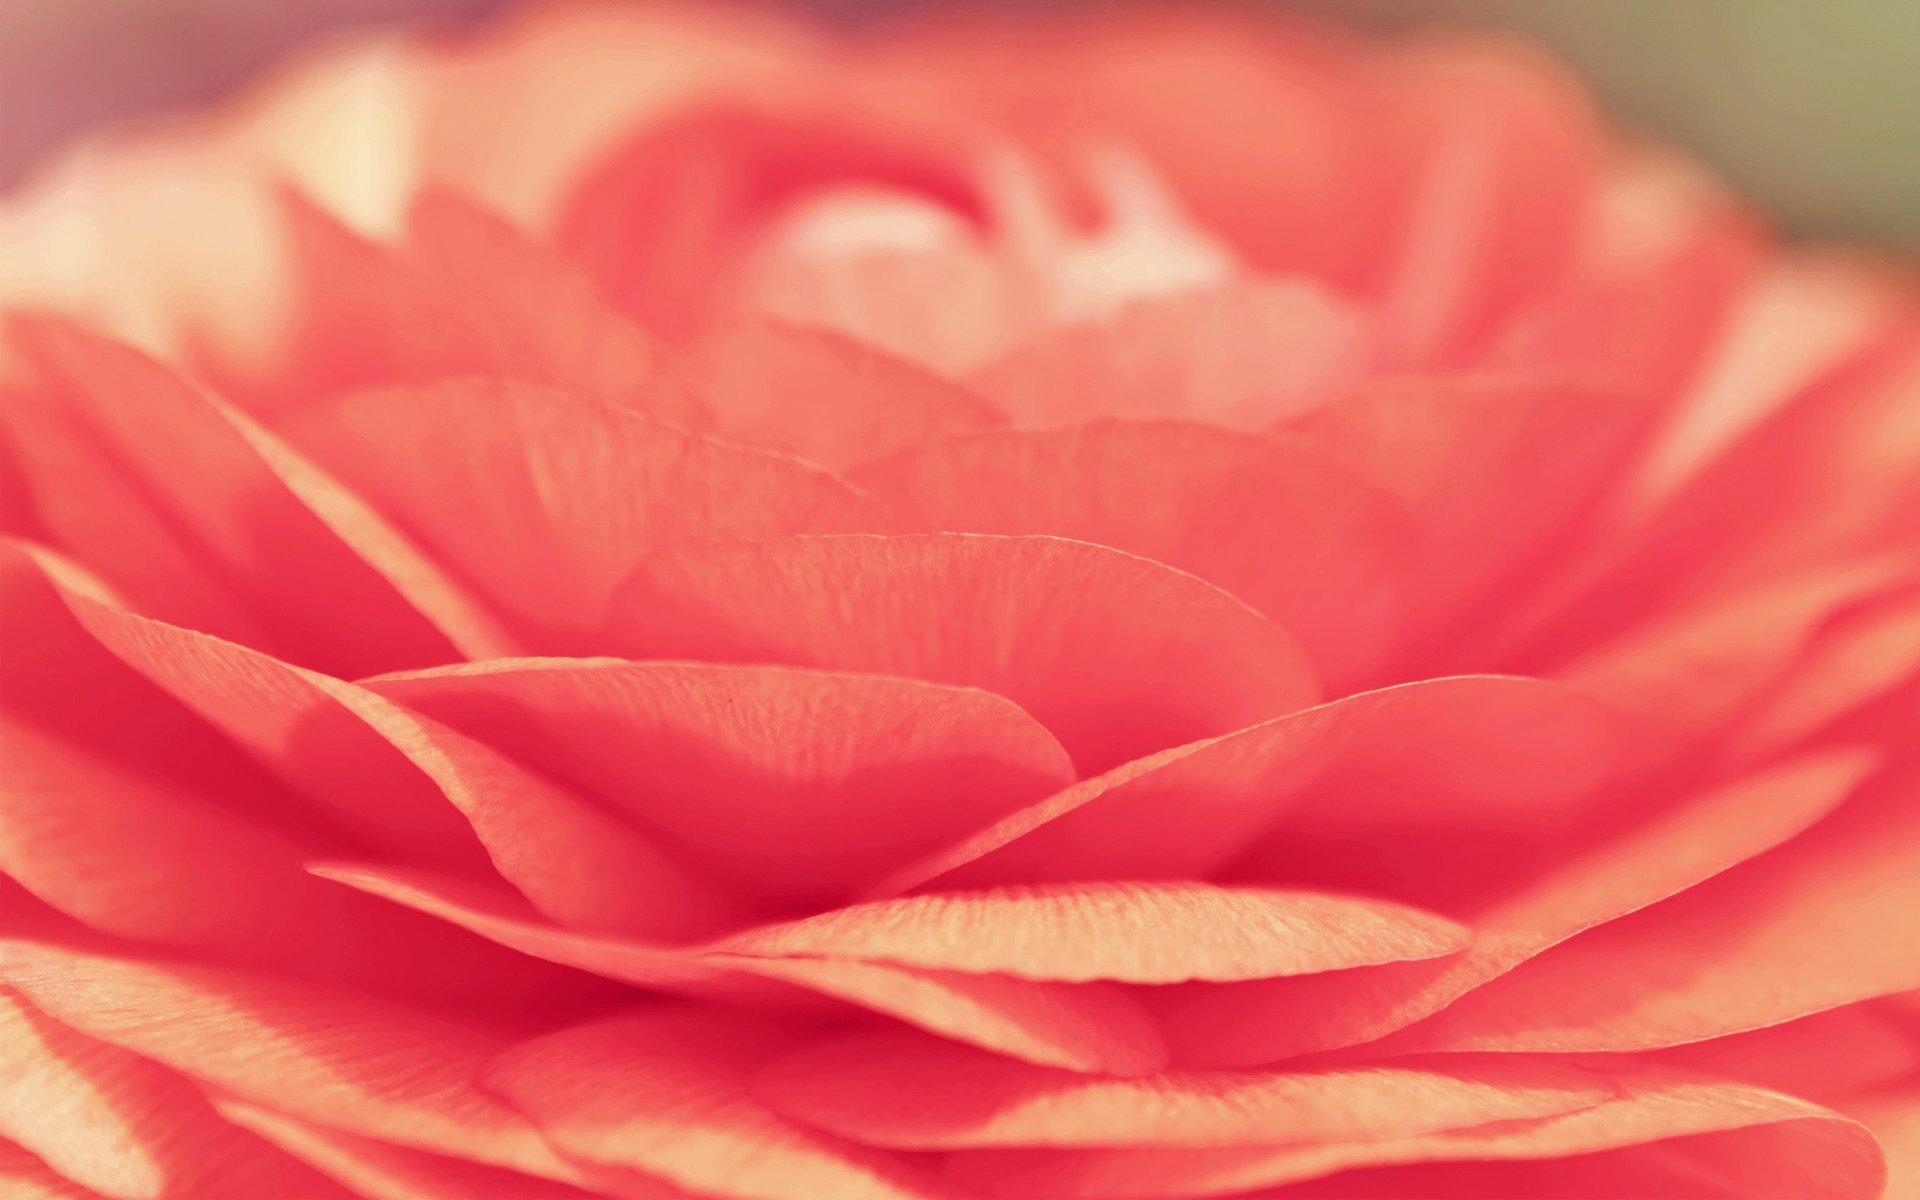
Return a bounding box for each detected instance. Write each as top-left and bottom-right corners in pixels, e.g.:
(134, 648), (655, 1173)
(716, 882), (1466, 983)
(850, 422), (1414, 690)
(404, 190), (699, 423)
(944, 1068), (1881, 1199)
(284, 378), (891, 643)
(25, 557), (714, 937)
(1393, 761), (1920, 1053)
(753, 1026), (1609, 1150)
(0, 1141), (102, 1200)
(212, 1098), (608, 1200)
(0, 991), (349, 1199)
(603, 532), (1320, 773)
(1158, 749), (1876, 1066)
(968, 280), (1374, 431)
(2, 318), (473, 674)
(312, 864), (1167, 1077)
(1291, 375), (1652, 648)
(683, 320), (1002, 470)
(0, 941), (584, 1185)
(886, 675), (1617, 895)
(483, 1010), (950, 1200)
(365, 657), (1073, 909)
(1557, 554), (1918, 769)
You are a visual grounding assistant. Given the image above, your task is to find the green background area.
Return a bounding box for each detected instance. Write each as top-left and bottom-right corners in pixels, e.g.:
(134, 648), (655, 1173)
(1298, 0), (1920, 255)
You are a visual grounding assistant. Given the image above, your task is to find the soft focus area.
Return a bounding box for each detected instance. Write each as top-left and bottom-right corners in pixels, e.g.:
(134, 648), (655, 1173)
(3, 0), (1918, 253)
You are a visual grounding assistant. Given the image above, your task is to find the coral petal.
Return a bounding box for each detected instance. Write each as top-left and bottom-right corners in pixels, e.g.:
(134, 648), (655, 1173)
(851, 422), (1414, 690)
(716, 882), (1466, 983)
(890, 675), (1616, 894)
(0, 941), (584, 1184)
(684, 319), (1002, 469)
(0, 992), (348, 1199)
(366, 657), (1073, 908)
(603, 532), (1320, 773)
(1396, 762), (1920, 1053)
(1159, 750), (1875, 1065)
(213, 1098), (605, 1200)
(969, 281), (1373, 431)
(754, 1027), (1609, 1150)
(943, 1068), (1881, 1199)
(284, 378), (889, 642)
(313, 863), (1167, 1076)
(484, 1011), (952, 1200)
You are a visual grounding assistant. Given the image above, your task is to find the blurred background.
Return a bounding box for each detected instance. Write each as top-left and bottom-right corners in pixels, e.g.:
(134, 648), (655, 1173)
(1, 0), (1915, 253)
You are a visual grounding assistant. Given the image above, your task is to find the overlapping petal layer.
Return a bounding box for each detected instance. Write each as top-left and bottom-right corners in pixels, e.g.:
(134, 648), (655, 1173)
(2, 3), (1916, 1198)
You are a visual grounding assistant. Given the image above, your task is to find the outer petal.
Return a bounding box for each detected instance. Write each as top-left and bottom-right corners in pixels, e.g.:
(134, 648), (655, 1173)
(944, 1067), (1881, 1199)
(311, 864), (1168, 1077)
(603, 532), (1320, 772)
(1843, 1088), (1920, 1200)
(2, 319), (478, 674)
(0, 1141), (102, 1200)
(753, 1027), (1610, 1150)
(365, 657), (1073, 908)
(0, 941), (585, 1185)
(885, 675), (1617, 895)
(1392, 762), (1920, 1053)
(849, 422), (1414, 690)
(284, 378), (890, 642)
(0, 991), (349, 1199)
(212, 1099), (609, 1200)
(482, 1011), (953, 1200)
(715, 882), (1466, 983)
(26, 557), (713, 938)
(1158, 749), (1874, 1066)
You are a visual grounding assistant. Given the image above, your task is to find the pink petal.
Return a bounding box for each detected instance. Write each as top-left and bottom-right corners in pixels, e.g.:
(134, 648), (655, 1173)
(0, 941), (585, 1185)
(555, 102), (983, 338)
(1557, 554), (1918, 770)
(3, 318), (470, 674)
(404, 190), (701, 424)
(212, 1098), (608, 1200)
(1842, 1088), (1920, 1200)
(1291, 375), (1654, 651)
(1390, 760), (1920, 1053)
(1647, 1005), (1920, 1101)
(0, 992), (348, 1199)
(968, 281), (1374, 431)
(682, 319), (1002, 470)
(945, 1067), (1881, 1198)
(850, 421), (1414, 690)
(283, 378), (890, 644)
(887, 675), (1617, 894)
(753, 1026), (1609, 1149)
(0, 1141), (102, 1200)
(1370, 37), (1602, 367)
(603, 532), (1320, 773)
(483, 1010), (950, 1200)
(1728, 583), (1920, 763)
(29, 559), (714, 938)
(1158, 749), (1874, 1065)
(312, 864), (1167, 1077)
(716, 882), (1466, 983)
(365, 657), (1072, 909)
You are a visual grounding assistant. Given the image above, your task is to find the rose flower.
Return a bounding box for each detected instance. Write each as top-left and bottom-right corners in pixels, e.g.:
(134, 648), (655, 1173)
(1, 3), (1917, 1198)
